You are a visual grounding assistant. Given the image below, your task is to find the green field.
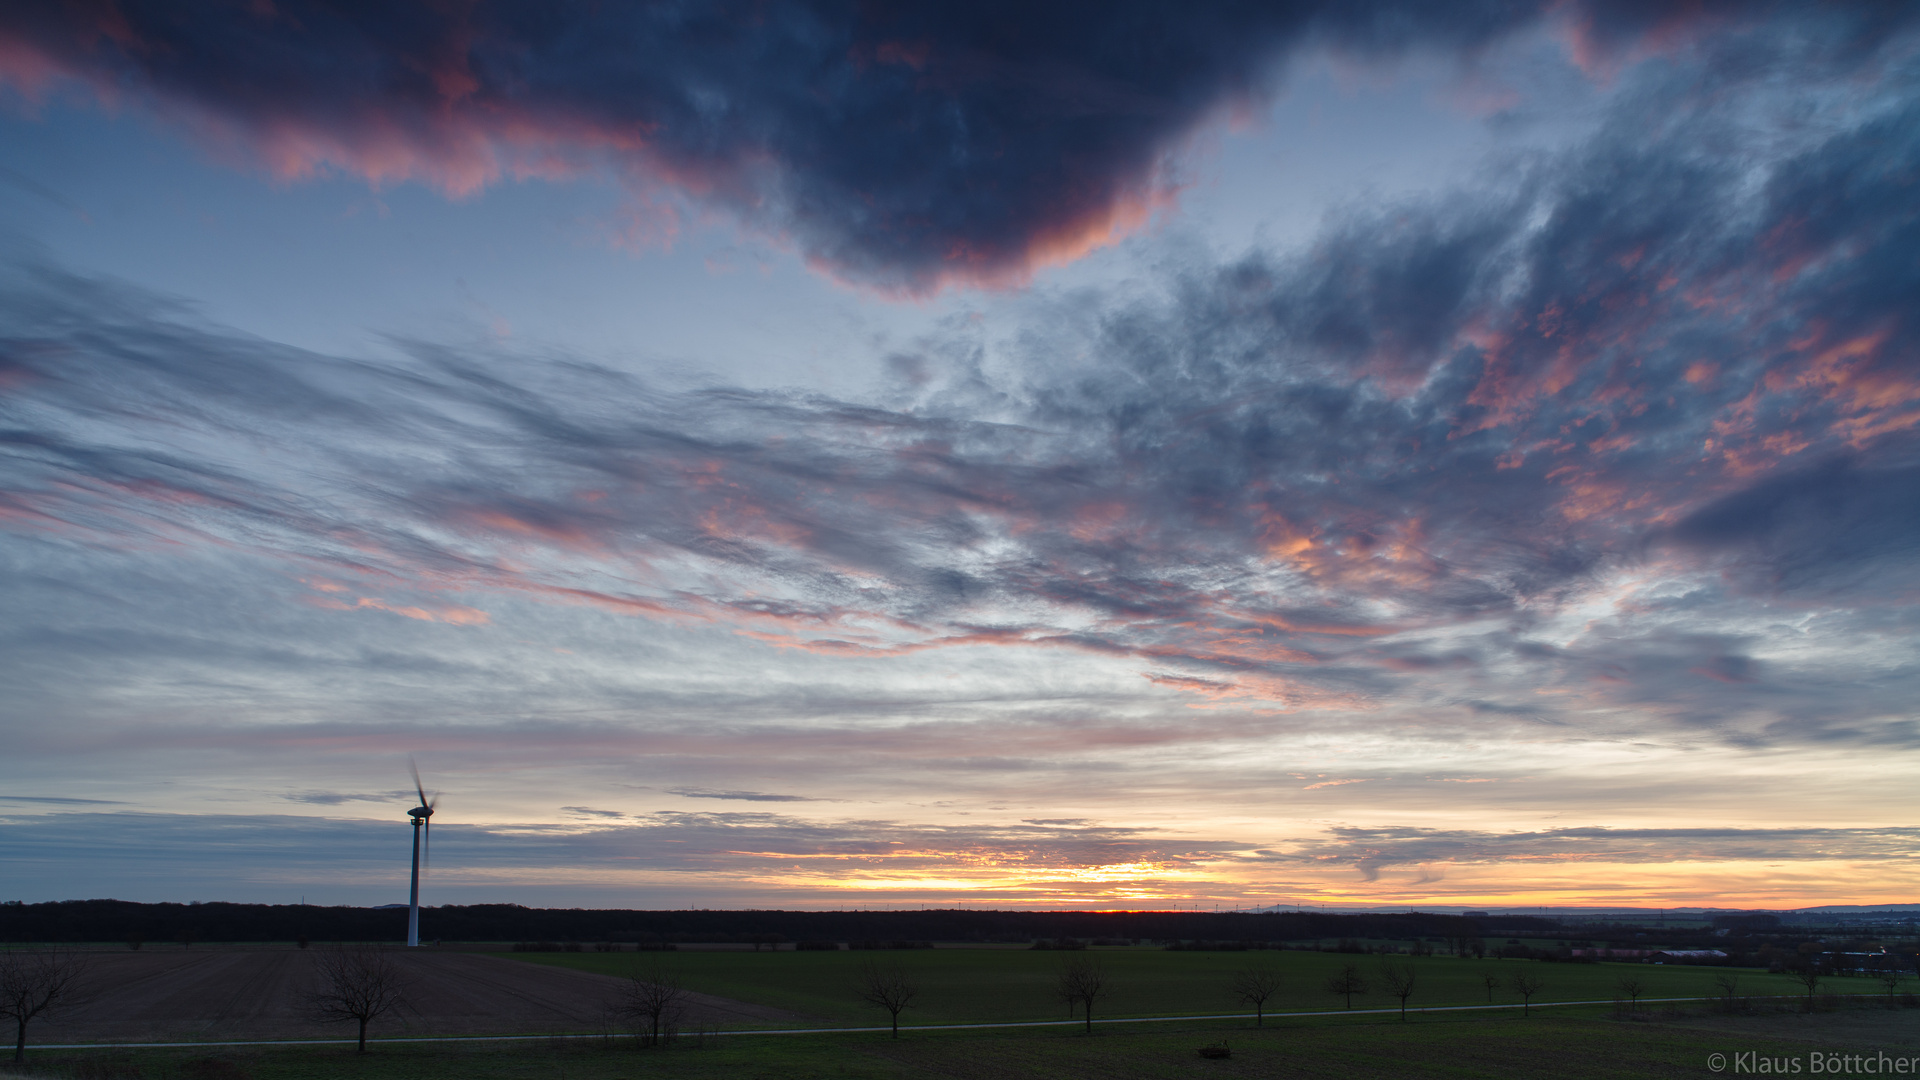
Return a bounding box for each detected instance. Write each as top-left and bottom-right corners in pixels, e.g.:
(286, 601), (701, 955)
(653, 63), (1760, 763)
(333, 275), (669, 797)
(513, 947), (1836, 1027)
(18, 949), (1913, 1079)
(22, 1008), (1920, 1080)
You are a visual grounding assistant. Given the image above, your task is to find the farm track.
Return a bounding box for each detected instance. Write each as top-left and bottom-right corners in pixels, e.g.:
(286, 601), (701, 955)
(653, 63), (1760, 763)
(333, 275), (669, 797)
(36, 995), (1732, 1050)
(29, 950), (803, 1045)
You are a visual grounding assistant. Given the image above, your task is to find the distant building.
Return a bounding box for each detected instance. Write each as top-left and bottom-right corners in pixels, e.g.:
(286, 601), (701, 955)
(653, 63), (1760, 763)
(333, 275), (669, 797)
(1569, 948), (1726, 961)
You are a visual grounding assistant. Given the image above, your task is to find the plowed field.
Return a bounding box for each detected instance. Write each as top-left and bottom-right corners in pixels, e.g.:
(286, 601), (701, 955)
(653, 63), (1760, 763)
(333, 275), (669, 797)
(32, 950), (804, 1044)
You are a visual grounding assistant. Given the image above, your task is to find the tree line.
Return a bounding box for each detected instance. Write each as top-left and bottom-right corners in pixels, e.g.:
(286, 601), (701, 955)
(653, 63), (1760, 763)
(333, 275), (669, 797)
(0, 900), (1531, 946)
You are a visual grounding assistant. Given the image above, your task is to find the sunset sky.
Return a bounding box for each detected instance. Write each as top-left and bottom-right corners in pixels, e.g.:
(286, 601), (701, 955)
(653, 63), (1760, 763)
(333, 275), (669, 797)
(1, 1), (1917, 913)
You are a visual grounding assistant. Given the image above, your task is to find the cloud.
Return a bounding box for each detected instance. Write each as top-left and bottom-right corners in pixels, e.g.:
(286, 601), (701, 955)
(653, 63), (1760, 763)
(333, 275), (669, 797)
(669, 789), (821, 803)
(0, 4), (1916, 912)
(281, 791), (403, 806)
(3, 810), (1912, 906)
(1, 2), (1909, 292)
(0, 809), (1234, 904)
(1272, 825), (1920, 881)
(3, 28), (1919, 750)
(1665, 460), (1920, 594)
(0, 11), (1916, 888)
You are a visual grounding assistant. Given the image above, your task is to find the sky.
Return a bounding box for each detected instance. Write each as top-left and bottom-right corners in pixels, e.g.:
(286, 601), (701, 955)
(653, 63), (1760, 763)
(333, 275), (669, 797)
(1, 0), (1917, 914)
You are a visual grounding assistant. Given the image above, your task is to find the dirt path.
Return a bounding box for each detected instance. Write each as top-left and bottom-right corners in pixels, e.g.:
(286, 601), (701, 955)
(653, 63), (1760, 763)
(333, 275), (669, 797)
(32, 951), (808, 1045)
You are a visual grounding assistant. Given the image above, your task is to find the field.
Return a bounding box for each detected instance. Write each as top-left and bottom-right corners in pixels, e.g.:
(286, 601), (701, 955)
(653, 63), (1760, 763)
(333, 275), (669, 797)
(18, 1006), (1920, 1080)
(24, 950), (799, 1045)
(12, 947), (1917, 1079)
(513, 946), (1834, 1025)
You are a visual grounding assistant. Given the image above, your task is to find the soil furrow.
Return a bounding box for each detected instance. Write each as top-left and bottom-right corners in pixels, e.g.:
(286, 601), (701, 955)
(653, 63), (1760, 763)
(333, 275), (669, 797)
(27, 949), (798, 1045)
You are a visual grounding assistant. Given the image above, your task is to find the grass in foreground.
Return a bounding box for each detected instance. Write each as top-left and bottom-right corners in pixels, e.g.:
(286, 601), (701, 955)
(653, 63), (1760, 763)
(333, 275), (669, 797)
(15, 1007), (1919, 1080)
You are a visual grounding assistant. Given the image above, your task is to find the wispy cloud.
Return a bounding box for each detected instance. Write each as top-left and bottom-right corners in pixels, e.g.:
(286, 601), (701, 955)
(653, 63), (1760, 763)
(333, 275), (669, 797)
(669, 789), (823, 803)
(280, 792), (405, 806)
(1270, 825), (1920, 883)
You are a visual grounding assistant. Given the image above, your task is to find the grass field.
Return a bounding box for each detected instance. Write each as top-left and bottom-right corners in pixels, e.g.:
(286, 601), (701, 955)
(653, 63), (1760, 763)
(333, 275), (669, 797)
(18, 1007), (1920, 1080)
(15, 949), (1913, 1079)
(510, 947), (1838, 1027)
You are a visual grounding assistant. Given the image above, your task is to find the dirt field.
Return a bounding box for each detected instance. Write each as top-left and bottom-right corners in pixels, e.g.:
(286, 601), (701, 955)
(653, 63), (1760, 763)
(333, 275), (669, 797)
(32, 950), (806, 1045)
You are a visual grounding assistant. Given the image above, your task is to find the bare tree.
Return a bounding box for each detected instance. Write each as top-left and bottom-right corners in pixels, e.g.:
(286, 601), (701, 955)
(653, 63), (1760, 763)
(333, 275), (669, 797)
(617, 969), (688, 1047)
(1878, 968), (1903, 1005)
(1788, 956), (1824, 1011)
(1509, 972), (1544, 1016)
(1056, 958), (1109, 1034)
(1323, 964), (1369, 1009)
(1616, 976), (1645, 1013)
(1, 948), (87, 1063)
(309, 947), (410, 1052)
(1378, 960), (1417, 1020)
(1478, 970), (1501, 1003)
(1713, 972), (1741, 1012)
(1228, 967), (1283, 1027)
(856, 963), (919, 1038)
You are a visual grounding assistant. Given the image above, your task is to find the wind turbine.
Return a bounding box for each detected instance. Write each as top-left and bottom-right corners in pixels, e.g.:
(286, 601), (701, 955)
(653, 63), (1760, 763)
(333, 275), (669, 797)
(406, 760), (437, 948)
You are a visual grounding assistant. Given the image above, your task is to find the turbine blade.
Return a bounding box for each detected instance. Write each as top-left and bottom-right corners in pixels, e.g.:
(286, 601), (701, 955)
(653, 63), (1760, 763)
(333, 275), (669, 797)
(410, 757), (427, 807)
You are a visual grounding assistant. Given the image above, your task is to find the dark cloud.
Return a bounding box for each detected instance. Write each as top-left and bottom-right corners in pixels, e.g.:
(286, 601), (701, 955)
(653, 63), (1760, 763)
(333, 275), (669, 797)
(1667, 460), (1920, 593)
(1, 2), (1910, 291)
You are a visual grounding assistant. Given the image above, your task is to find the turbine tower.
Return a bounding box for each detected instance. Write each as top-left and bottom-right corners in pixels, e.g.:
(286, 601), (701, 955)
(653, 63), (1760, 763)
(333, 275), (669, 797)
(406, 760), (437, 948)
